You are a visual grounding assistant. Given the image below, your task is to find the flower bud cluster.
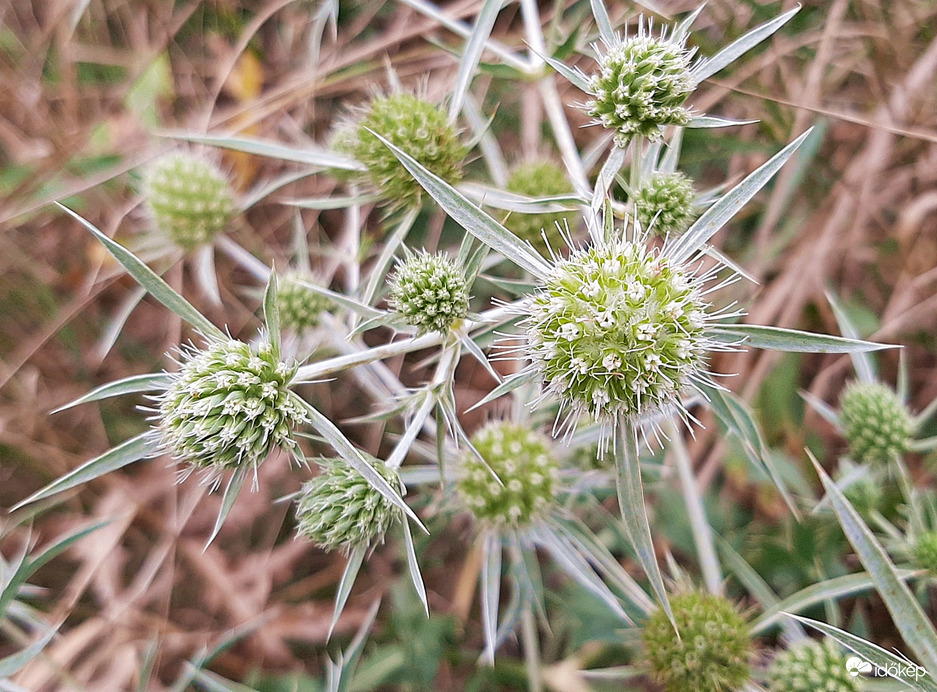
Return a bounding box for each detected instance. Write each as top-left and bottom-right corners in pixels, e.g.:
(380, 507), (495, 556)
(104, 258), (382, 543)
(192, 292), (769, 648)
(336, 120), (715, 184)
(913, 531), (937, 576)
(766, 638), (859, 692)
(634, 171), (696, 238)
(277, 272), (330, 331)
(504, 160), (573, 252)
(389, 251), (469, 335)
(839, 381), (914, 464)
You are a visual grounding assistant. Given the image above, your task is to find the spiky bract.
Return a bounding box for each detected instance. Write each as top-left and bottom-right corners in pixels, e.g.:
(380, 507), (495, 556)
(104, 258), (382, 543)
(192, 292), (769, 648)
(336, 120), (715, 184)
(295, 458), (402, 553)
(277, 272), (330, 331)
(766, 638), (859, 692)
(389, 251), (469, 335)
(457, 422), (559, 528)
(143, 152), (236, 251)
(504, 160), (573, 252)
(587, 32), (695, 146)
(156, 339), (306, 481)
(839, 381), (914, 464)
(643, 591), (752, 692)
(634, 171), (697, 237)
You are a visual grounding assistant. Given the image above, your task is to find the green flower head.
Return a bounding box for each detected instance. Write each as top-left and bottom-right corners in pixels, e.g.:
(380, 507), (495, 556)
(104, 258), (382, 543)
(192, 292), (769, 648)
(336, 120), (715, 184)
(839, 381), (914, 464)
(587, 25), (696, 146)
(295, 458), (402, 554)
(338, 93), (466, 209)
(156, 338), (307, 484)
(643, 591), (752, 692)
(504, 159), (573, 253)
(389, 250), (469, 335)
(766, 638), (859, 692)
(913, 531), (937, 576)
(143, 152), (236, 251)
(457, 421), (559, 528)
(277, 272), (330, 332)
(634, 171), (697, 238)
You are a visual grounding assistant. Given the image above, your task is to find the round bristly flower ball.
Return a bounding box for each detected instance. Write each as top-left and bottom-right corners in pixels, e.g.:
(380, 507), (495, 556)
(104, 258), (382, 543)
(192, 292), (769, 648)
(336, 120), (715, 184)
(277, 272), (330, 331)
(389, 251), (469, 335)
(504, 160), (573, 252)
(523, 239), (711, 427)
(587, 31), (695, 146)
(340, 93), (466, 209)
(643, 591), (752, 692)
(766, 638), (859, 692)
(913, 531), (937, 575)
(295, 458), (403, 553)
(839, 381), (914, 464)
(457, 422), (559, 528)
(156, 338), (307, 483)
(634, 171), (697, 238)
(143, 152), (236, 251)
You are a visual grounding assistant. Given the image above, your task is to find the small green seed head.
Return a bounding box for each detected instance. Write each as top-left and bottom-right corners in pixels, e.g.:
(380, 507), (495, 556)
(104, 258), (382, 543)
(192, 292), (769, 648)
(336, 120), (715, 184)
(525, 239), (709, 421)
(839, 382), (914, 464)
(157, 339), (307, 480)
(504, 160), (573, 252)
(913, 531), (937, 575)
(295, 458), (402, 553)
(340, 93), (466, 209)
(144, 152), (236, 251)
(766, 638), (859, 692)
(643, 591), (752, 692)
(587, 34), (695, 146)
(277, 272), (330, 331)
(389, 251), (469, 335)
(634, 171), (697, 238)
(457, 422), (559, 528)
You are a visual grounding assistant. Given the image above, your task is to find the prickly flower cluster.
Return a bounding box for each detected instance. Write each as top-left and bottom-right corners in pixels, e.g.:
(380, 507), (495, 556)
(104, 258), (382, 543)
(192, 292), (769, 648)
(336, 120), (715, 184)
(504, 159), (573, 252)
(634, 171), (697, 237)
(839, 381), (914, 464)
(295, 458), (403, 553)
(341, 93), (466, 209)
(277, 272), (330, 331)
(587, 30), (695, 146)
(913, 531), (937, 575)
(457, 422), (559, 528)
(766, 638), (859, 692)
(389, 251), (469, 335)
(643, 591), (752, 692)
(156, 338), (307, 481)
(143, 152), (236, 251)
(524, 239), (712, 428)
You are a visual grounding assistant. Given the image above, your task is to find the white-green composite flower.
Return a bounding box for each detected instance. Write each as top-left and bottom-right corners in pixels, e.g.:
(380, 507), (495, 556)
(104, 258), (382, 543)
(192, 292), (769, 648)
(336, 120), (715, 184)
(766, 638), (860, 692)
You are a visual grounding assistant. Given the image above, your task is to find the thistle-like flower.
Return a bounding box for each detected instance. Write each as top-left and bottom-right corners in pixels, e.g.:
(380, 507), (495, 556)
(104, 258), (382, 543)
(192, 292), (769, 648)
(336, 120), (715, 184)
(634, 171), (697, 238)
(642, 591), (752, 692)
(766, 638), (859, 692)
(586, 25), (696, 146)
(143, 152), (236, 251)
(295, 457), (403, 554)
(337, 92), (466, 209)
(389, 250), (469, 335)
(155, 337), (308, 485)
(457, 421), (559, 528)
(839, 381), (914, 464)
(913, 531), (937, 576)
(276, 272), (330, 332)
(504, 159), (573, 252)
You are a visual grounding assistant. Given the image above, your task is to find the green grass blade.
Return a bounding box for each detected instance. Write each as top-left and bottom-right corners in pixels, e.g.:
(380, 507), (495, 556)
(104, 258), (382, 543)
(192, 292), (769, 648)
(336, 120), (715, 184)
(12, 432), (158, 511)
(57, 204), (226, 341)
(449, 0), (502, 119)
(712, 324), (894, 353)
(52, 373), (169, 414)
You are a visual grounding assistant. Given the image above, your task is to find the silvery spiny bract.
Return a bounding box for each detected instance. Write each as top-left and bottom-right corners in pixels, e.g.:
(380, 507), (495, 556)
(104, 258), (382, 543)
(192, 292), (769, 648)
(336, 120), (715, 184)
(766, 638), (859, 692)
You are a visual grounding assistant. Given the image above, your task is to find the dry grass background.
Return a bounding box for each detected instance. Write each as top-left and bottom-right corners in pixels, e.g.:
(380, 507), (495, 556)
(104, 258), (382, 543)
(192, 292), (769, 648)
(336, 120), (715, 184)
(1, 0), (936, 689)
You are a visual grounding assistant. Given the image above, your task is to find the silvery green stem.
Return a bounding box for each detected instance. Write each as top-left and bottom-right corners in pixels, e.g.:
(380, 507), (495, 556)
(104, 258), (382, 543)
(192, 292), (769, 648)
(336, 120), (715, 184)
(537, 78), (591, 198)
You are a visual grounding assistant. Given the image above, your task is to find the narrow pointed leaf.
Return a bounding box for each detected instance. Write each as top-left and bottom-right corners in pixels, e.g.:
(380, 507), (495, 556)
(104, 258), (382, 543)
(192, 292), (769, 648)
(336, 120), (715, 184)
(52, 373), (170, 413)
(450, 0), (503, 119)
(328, 545), (367, 639)
(799, 389), (841, 429)
(590, 0), (615, 45)
(402, 520), (429, 616)
(465, 371), (537, 412)
(362, 206), (419, 308)
(460, 336), (501, 384)
(167, 133), (364, 170)
(58, 204), (225, 340)
(204, 468), (249, 551)
(284, 193), (380, 210)
(712, 324), (894, 353)
(480, 532), (502, 664)
(263, 269), (280, 357)
(686, 116), (758, 129)
(0, 626), (59, 678)
(292, 278), (384, 321)
(672, 4), (706, 40)
(826, 290), (877, 383)
(541, 53), (591, 92)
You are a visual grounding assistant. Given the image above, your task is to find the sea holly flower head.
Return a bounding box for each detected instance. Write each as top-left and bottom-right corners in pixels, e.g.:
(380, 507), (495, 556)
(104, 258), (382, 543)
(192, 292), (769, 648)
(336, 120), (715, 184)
(912, 531), (937, 576)
(155, 337), (308, 485)
(457, 421), (559, 528)
(504, 159), (573, 252)
(766, 638), (859, 692)
(586, 23), (696, 146)
(276, 272), (330, 332)
(389, 250), (469, 335)
(642, 590), (752, 692)
(337, 92), (466, 209)
(839, 381), (914, 464)
(295, 457), (403, 554)
(634, 170), (697, 238)
(143, 152), (236, 251)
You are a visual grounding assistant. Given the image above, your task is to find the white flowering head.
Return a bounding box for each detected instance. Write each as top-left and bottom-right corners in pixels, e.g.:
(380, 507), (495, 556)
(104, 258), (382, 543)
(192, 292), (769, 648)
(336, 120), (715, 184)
(156, 338), (307, 482)
(766, 639), (859, 692)
(457, 422), (559, 529)
(504, 159), (573, 252)
(634, 171), (697, 238)
(587, 28), (695, 146)
(277, 272), (330, 332)
(389, 251), (469, 335)
(143, 152), (236, 251)
(839, 381), (914, 464)
(524, 239), (714, 430)
(295, 458), (402, 554)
